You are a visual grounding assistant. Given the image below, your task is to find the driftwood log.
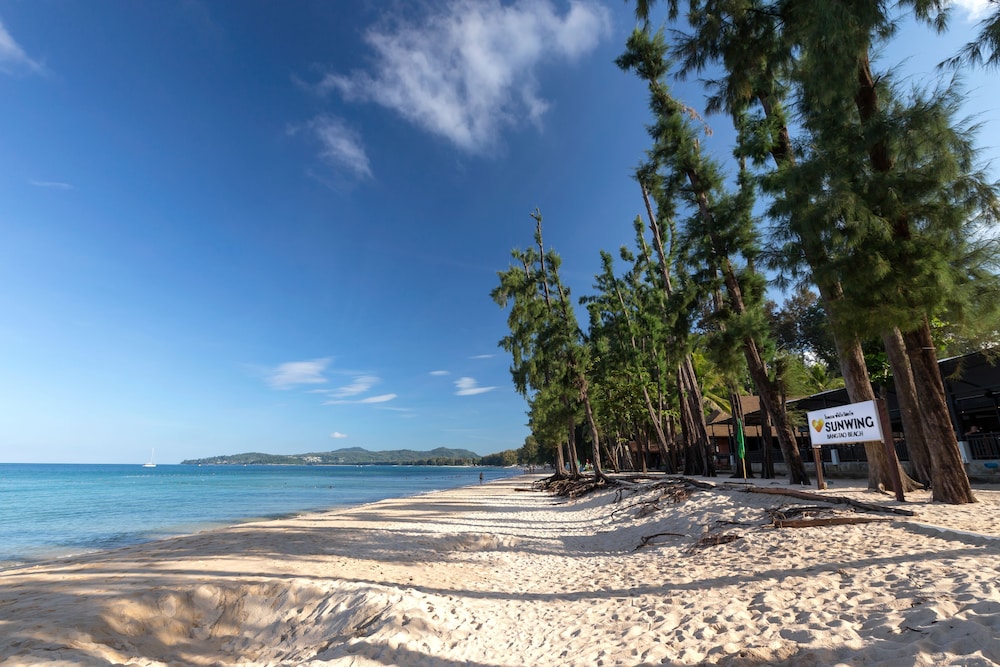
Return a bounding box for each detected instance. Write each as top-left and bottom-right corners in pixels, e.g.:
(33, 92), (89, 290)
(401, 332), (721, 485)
(744, 486), (916, 516)
(772, 516), (893, 528)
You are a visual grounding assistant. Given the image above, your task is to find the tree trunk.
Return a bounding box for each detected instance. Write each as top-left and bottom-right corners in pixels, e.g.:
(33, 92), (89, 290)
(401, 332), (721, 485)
(854, 57), (974, 504)
(580, 388), (605, 477)
(711, 252), (809, 484)
(636, 424), (649, 473)
(881, 327), (933, 486)
(815, 281), (921, 490)
(566, 412), (580, 477)
(640, 183), (715, 476)
(760, 410), (775, 479)
(743, 332), (809, 483)
(902, 320), (976, 503)
(681, 356), (716, 476)
(664, 415), (678, 472)
(759, 57), (922, 492)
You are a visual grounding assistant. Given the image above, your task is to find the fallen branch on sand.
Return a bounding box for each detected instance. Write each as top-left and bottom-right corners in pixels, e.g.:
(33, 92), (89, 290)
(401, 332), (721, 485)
(688, 532), (742, 552)
(745, 486), (916, 516)
(765, 503), (895, 529)
(771, 516), (893, 529)
(634, 531), (687, 550)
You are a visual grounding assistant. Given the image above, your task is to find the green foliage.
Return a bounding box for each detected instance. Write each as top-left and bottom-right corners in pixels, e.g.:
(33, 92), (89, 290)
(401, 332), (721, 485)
(479, 450), (520, 466)
(181, 447), (483, 466)
(765, 285), (839, 370)
(945, 5), (1000, 69)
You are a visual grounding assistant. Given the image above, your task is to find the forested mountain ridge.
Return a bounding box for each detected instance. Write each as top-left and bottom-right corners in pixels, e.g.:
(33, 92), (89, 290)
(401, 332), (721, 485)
(181, 447), (482, 466)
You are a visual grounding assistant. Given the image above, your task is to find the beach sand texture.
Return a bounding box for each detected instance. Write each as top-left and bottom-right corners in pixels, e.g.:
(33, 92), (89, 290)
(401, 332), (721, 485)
(1, 474), (999, 666)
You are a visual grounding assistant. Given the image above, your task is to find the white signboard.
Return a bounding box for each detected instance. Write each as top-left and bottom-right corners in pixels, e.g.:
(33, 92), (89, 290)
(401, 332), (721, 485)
(806, 400), (883, 447)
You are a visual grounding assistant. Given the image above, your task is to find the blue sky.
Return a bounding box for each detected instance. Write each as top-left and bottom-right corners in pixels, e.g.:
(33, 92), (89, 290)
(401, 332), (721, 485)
(1, 1), (997, 464)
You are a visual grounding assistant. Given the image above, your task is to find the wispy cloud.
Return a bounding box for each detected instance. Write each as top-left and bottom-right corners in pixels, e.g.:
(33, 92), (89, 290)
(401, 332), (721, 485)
(331, 374), (379, 398)
(29, 179), (74, 190)
(470, 354), (495, 359)
(360, 393), (397, 403)
(429, 370), (450, 376)
(267, 358), (331, 390)
(314, 0), (609, 153)
(455, 376), (496, 396)
(325, 392), (397, 405)
(289, 114), (372, 179)
(952, 0), (993, 20)
(330, 431), (348, 439)
(0, 18), (43, 75)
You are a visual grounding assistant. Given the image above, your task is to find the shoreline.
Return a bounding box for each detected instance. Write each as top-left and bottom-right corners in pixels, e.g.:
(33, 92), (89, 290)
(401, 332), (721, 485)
(0, 464), (519, 571)
(2, 474), (999, 666)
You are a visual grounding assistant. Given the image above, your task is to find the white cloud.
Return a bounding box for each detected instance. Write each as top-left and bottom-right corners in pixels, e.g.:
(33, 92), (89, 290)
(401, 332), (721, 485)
(289, 115), (372, 178)
(332, 374), (379, 398)
(316, 0), (610, 153)
(29, 180), (73, 190)
(470, 354), (495, 359)
(952, 0), (993, 20)
(429, 370), (449, 376)
(325, 392), (398, 405)
(0, 19), (43, 75)
(267, 358), (331, 390)
(330, 431), (348, 439)
(360, 393), (397, 404)
(455, 376), (496, 396)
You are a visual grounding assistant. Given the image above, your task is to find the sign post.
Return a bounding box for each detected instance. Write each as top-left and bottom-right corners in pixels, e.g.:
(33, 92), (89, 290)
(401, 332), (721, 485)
(806, 399), (904, 501)
(811, 446), (826, 490)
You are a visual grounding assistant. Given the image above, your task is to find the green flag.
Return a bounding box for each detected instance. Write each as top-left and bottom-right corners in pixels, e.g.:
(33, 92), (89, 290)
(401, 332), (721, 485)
(735, 417), (745, 460)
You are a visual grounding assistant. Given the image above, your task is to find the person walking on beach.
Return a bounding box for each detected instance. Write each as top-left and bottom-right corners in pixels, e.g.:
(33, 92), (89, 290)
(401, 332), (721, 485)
(479, 472), (484, 484)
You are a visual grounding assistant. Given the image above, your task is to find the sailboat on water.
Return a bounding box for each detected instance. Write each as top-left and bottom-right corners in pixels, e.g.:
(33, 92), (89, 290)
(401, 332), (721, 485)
(142, 449), (156, 468)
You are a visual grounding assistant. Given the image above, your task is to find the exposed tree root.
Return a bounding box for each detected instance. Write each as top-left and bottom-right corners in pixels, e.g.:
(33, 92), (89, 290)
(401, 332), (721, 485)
(610, 478), (694, 519)
(532, 473), (618, 498)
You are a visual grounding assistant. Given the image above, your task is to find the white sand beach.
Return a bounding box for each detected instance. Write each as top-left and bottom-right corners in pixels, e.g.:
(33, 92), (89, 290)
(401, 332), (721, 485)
(1, 474), (999, 666)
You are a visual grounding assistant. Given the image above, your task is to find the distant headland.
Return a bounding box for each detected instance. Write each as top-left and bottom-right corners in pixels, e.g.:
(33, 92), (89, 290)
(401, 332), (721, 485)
(181, 446), (483, 466)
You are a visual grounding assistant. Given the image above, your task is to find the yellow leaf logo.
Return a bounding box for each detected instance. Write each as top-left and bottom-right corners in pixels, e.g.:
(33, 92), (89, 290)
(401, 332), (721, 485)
(811, 418), (824, 432)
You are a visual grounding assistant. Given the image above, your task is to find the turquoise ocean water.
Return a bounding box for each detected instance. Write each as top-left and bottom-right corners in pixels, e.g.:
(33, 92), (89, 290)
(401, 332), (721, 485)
(0, 464), (522, 569)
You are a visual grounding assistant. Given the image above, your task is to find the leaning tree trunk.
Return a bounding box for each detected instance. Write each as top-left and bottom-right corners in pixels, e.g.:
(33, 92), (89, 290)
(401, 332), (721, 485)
(712, 251), (809, 484)
(817, 282), (922, 490)
(565, 412), (580, 477)
(640, 427), (651, 473)
(555, 440), (568, 477)
(853, 56), (974, 504)
(902, 321), (976, 503)
(743, 332), (810, 484)
(640, 183), (715, 476)
(681, 356), (716, 476)
(882, 327), (933, 486)
(664, 415), (678, 472)
(679, 367), (704, 475)
(760, 409), (776, 479)
(611, 277), (673, 471)
(578, 381), (608, 480)
(756, 64), (922, 491)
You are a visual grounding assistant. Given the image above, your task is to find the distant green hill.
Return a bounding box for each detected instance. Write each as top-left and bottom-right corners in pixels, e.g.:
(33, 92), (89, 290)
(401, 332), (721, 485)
(181, 446), (483, 466)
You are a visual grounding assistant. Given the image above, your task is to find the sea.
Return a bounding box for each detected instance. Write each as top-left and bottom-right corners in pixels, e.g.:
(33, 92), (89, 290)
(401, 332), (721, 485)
(0, 463), (523, 570)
